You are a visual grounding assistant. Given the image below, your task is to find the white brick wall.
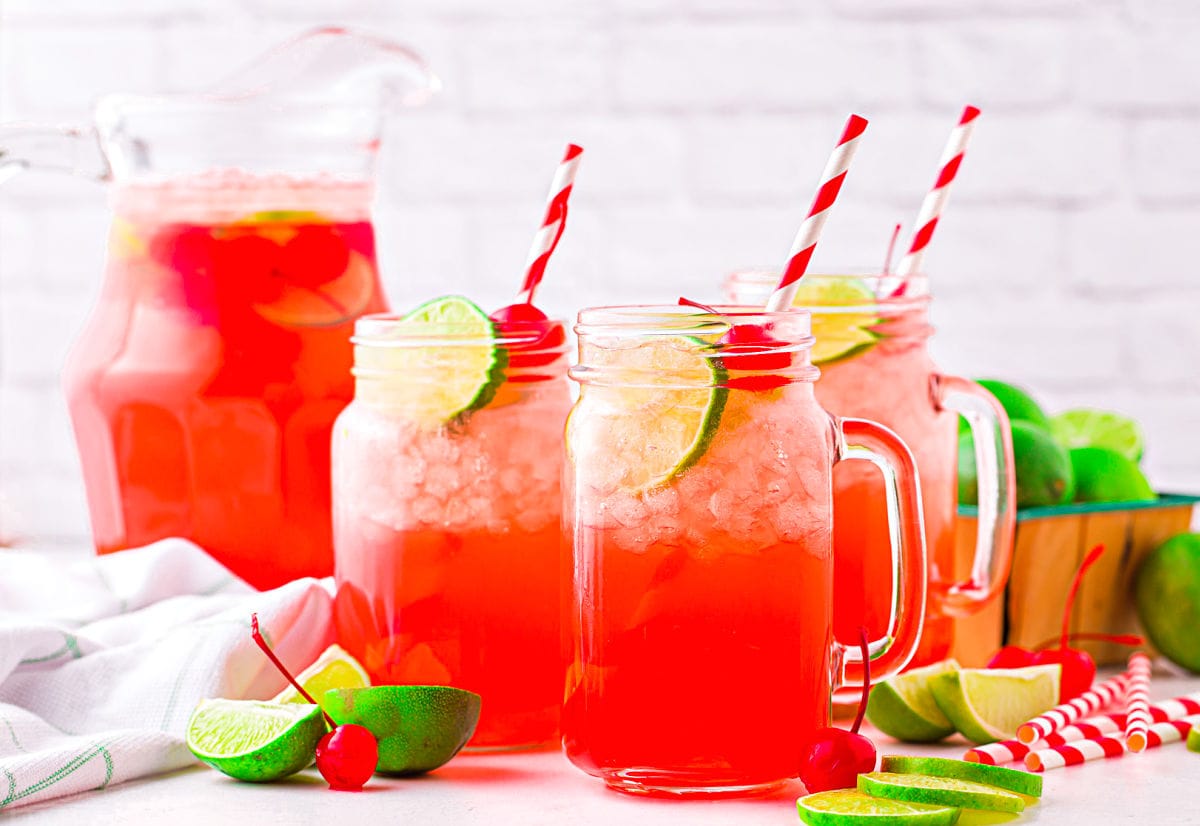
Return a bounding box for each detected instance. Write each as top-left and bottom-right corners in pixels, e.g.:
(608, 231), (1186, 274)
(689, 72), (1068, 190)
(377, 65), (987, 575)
(1, 1), (1199, 546)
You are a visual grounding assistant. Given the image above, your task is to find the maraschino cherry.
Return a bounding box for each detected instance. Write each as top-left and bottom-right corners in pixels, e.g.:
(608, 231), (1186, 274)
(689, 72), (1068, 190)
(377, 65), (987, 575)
(985, 544), (1141, 702)
(798, 627), (878, 793)
(678, 298), (792, 390)
(490, 302), (566, 372)
(250, 614), (378, 791)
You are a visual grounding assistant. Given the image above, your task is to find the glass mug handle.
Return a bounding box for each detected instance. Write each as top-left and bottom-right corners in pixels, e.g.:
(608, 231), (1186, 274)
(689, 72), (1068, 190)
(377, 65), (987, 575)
(832, 417), (928, 689)
(932, 375), (1017, 617)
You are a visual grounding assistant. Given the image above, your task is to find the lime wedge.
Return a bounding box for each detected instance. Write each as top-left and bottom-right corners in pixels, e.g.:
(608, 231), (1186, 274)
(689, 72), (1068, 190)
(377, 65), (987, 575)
(1188, 723), (1200, 753)
(858, 772), (1024, 813)
(569, 335), (726, 491)
(866, 659), (959, 743)
(798, 790), (961, 826)
(880, 755), (1042, 798)
(324, 685), (481, 775)
(186, 699), (326, 782)
(928, 665), (1060, 745)
(356, 295), (506, 427)
(1050, 408), (1145, 462)
(790, 275), (880, 366)
(271, 644), (371, 710)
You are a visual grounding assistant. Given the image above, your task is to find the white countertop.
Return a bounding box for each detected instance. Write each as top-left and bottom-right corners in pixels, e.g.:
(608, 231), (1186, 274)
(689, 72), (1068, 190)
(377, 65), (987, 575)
(7, 675), (1200, 825)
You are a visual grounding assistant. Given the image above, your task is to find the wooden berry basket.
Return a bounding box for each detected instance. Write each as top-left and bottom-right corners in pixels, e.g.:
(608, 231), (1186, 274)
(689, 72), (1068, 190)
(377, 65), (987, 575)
(950, 493), (1200, 667)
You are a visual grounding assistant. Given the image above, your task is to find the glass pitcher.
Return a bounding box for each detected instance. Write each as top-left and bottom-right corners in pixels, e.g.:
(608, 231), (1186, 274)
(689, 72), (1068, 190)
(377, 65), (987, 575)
(726, 271), (1016, 669)
(0, 28), (439, 589)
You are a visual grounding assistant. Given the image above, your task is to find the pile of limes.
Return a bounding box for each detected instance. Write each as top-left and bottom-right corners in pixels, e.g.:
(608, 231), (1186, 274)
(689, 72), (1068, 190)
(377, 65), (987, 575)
(958, 380), (1155, 509)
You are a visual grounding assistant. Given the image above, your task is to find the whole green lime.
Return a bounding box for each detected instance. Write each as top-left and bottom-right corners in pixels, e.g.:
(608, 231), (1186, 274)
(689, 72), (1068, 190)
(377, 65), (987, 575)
(1069, 447), (1156, 504)
(960, 420), (1073, 508)
(1135, 533), (1200, 672)
(959, 379), (1050, 435)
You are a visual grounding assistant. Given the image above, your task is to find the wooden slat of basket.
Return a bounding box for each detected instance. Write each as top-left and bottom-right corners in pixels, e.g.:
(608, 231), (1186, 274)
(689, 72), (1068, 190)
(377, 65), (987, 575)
(1006, 515), (1084, 653)
(1075, 511), (1135, 664)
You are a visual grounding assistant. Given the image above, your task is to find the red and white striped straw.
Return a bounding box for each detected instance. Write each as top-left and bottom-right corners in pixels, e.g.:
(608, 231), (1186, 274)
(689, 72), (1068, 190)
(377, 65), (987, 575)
(1026, 715), (1200, 772)
(1017, 672), (1129, 744)
(765, 114), (868, 312)
(965, 714), (1127, 765)
(515, 143), (584, 305)
(1124, 652), (1153, 752)
(893, 105), (981, 279)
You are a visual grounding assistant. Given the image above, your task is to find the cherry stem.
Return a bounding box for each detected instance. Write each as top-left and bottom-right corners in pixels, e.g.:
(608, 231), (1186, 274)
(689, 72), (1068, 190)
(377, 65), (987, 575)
(851, 625), (870, 735)
(678, 296), (721, 314)
(1033, 631), (1145, 651)
(882, 222), (902, 276)
(250, 613), (335, 729)
(1061, 544), (1106, 651)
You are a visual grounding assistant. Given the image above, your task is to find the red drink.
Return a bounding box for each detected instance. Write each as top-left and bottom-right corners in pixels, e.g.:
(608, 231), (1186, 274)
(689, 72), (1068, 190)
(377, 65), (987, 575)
(64, 176), (385, 589)
(332, 308), (570, 749)
(726, 272), (1015, 669)
(562, 306), (926, 795)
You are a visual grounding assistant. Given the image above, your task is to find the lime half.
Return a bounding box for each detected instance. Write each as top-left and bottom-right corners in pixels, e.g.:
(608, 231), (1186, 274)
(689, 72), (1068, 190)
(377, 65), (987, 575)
(571, 335), (726, 491)
(858, 772), (1024, 814)
(791, 275), (880, 366)
(866, 660), (959, 743)
(271, 644), (371, 710)
(798, 790), (960, 826)
(357, 295), (506, 427)
(1188, 723), (1200, 753)
(928, 665), (1060, 745)
(186, 699), (326, 782)
(1050, 408), (1145, 462)
(880, 755), (1042, 798)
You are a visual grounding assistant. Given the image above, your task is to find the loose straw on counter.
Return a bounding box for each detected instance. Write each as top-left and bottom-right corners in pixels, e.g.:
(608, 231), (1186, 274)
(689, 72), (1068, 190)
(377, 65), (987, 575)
(1123, 652), (1153, 752)
(1026, 715), (1200, 772)
(1017, 672), (1128, 744)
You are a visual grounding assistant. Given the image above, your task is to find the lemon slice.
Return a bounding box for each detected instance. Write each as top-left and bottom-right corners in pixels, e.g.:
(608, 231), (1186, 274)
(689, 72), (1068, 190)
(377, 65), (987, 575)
(928, 665), (1061, 745)
(356, 295), (506, 427)
(271, 644), (371, 709)
(186, 699), (326, 783)
(798, 790), (960, 826)
(569, 334), (725, 492)
(791, 275), (880, 365)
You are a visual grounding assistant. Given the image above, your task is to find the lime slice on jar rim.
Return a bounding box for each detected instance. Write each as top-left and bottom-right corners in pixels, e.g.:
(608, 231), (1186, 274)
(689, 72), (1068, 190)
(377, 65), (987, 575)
(568, 334), (726, 492)
(797, 789), (961, 826)
(185, 698), (327, 783)
(788, 275), (881, 366)
(355, 295), (507, 428)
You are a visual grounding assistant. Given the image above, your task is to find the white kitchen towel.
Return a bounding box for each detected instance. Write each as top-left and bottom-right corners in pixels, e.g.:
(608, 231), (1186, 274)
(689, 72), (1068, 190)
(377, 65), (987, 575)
(0, 539), (334, 811)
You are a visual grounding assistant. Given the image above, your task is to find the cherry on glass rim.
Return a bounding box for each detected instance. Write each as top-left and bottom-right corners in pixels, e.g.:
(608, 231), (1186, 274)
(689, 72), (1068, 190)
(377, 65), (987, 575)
(797, 626), (877, 793)
(677, 296), (792, 390)
(249, 613), (378, 790)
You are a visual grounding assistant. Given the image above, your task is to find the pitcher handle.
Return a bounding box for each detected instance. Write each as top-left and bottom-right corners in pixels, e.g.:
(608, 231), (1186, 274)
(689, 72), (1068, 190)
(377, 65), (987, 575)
(0, 125), (109, 184)
(832, 417), (927, 689)
(933, 375), (1016, 617)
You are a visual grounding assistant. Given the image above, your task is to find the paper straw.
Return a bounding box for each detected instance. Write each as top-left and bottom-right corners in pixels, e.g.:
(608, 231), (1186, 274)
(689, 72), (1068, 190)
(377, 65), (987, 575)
(765, 114), (868, 312)
(1026, 715), (1200, 772)
(965, 713), (1127, 765)
(1124, 652), (1153, 752)
(515, 143), (584, 305)
(894, 105), (980, 279)
(1017, 672), (1129, 744)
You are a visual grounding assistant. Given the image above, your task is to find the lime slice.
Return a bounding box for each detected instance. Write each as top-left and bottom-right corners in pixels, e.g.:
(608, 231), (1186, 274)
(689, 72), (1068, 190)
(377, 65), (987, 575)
(1050, 408), (1145, 462)
(928, 665), (1060, 745)
(324, 685), (481, 775)
(790, 275), (880, 366)
(880, 755), (1042, 798)
(570, 335), (726, 491)
(1188, 723), (1200, 753)
(357, 296), (506, 427)
(866, 660), (959, 743)
(271, 644), (371, 709)
(858, 772), (1024, 813)
(798, 790), (961, 826)
(186, 699), (327, 782)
